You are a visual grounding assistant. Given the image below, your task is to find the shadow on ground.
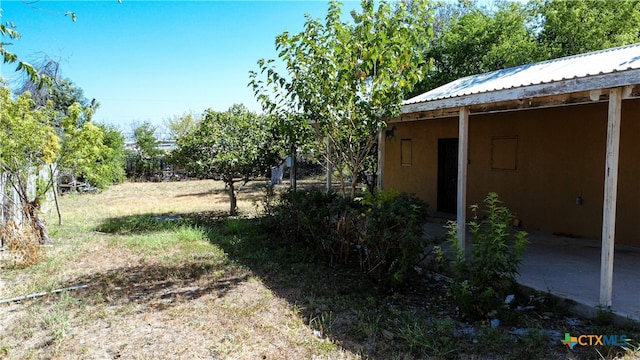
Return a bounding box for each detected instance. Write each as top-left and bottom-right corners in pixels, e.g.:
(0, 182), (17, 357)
(62, 262), (248, 312)
(87, 211), (407, 357)
(185, 212), (458, 358)
(61, 212), (249, 312)
(71, 210), (591, 359)
(171, 180), (270, 202)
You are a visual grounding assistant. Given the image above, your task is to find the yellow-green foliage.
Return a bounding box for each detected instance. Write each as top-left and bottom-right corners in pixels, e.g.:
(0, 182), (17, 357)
(43, 128), (61, 164)
(60, 104), (126, 188)
(0, 86), (60, 168)
(0, 85), (59, 262)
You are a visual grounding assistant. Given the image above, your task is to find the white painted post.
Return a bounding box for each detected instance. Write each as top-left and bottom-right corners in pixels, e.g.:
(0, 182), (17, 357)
(0, 172), (5, 239)
(457, 107), (469, 252)
(377, 129), (385, 190)
(600, 87), (622, 308)
(326, 136), (332, 192)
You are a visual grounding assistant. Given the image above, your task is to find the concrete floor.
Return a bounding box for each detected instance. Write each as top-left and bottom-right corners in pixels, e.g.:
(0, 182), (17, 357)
(423, 221), (640, 322)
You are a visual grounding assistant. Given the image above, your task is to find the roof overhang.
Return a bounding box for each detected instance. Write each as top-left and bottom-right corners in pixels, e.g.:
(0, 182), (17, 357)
(397, 69), (640, 122)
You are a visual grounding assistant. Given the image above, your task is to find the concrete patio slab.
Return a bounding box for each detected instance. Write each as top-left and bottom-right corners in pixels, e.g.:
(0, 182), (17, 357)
(519, 230), (640, 321)
(423, 221), (640, 322)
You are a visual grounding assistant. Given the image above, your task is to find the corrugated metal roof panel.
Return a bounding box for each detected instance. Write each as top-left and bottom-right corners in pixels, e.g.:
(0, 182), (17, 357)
(404, 43), (640, 107)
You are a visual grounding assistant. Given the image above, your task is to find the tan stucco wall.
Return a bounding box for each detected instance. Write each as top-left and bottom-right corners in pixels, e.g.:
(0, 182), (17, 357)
(383, 99), (640, 246)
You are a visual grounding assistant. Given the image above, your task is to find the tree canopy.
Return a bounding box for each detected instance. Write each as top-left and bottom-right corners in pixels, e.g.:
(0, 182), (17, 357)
(124, 122), (164, 180)
(251, 0), (434, 197)
(413, 0), (640, 95)
(164, 112), (201, 139)
(538, 0), (640, 58)
(171, 104), (282, 215)
(0, 1), (125, 248)
(59, 104), (125, 188)
(0, 87), (59, 173)
(0, 85), (60, 243)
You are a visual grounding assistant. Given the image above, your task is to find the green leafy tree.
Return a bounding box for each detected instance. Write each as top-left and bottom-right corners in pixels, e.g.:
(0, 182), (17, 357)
(12, 58), (124, 189)
(17, 59), (91, 114)
(413, 1), (542, 95)
(413, 0), (640, 95)
(0, 85), (59, 243)
(96, 124), (126, 186)
(0, 1), (124, 245)
(126, 122), (163, 180)
(59, 104), (125, 188)
(164, 112), (201, 139)
(537, 0), (640, 58)
(251, 0), (433, 198)
(172, 104), (281, 215)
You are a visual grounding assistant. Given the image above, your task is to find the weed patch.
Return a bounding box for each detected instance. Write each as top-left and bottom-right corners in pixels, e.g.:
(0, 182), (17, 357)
(440, 192), (528, 320)
(1, 219), (46, 267)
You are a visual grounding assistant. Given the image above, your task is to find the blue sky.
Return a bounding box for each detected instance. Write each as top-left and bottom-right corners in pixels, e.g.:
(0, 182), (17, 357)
(0, 0), (360, 134)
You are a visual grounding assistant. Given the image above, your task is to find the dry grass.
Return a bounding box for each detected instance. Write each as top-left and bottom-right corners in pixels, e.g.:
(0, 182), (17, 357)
(1, 179), (638, 359)
(1, 220), (46, 267)
(0, 179), (359, 359)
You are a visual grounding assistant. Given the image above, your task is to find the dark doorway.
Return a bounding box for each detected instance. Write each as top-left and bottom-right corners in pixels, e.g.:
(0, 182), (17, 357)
(437, 138), (458, 213)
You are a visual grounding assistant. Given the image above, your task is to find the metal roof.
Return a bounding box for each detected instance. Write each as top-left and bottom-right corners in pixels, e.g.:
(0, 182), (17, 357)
(403, 43), (640, 113)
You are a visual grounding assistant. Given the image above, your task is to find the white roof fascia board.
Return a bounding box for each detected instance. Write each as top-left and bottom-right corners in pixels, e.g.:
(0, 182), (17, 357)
(402, 69), (640, 115)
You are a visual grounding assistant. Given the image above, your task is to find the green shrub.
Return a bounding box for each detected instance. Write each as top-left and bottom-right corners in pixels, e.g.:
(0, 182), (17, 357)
(268, 188), (429, 286)
(358, 190), (429, 286)
(445, 192), (528, 320)
(271, 188), (355, 262)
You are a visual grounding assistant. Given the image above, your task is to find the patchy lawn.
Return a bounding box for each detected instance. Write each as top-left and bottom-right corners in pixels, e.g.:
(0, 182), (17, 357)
(0, 180), (639, 359)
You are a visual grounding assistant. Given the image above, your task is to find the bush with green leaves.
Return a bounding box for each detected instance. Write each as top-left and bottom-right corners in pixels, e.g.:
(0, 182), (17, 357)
(271, 188), (354, 260)
(445, 192), (528, 320)
(358, 190), (430, 285)
(269, 188), (429, 286)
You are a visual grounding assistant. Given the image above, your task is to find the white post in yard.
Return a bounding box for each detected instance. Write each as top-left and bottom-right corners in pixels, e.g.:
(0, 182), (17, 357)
(326, 136), (332, 192)
(600, 87), (622, 308)
(377, 129), (385, 190)
(457, 107), (469, 252)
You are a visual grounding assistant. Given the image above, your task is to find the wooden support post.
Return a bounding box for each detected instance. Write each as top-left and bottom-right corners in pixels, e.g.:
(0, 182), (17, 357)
(457, 107), (469, 252)
(326, 136), (332, 193)
(290, 145), (297, 190)
(377, 129), (385, 190)
(600, 87), (622, 308)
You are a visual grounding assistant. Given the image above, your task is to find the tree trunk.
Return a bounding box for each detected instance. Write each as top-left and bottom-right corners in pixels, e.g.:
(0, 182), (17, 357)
(27, 199), (51, 245)
(228, 181), (237, 216)
(349, 162), (362, 198)
(350, 178), (357, 199)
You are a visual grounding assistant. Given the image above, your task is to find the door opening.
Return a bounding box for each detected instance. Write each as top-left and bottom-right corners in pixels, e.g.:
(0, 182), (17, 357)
(437, 138), (458, 214)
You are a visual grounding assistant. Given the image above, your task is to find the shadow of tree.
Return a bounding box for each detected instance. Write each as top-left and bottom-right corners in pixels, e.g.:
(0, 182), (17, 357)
(85, 210), (442, 358)
(61, 260), (249, 312)
(55, 212), (255, 312)
(185, 214), (400, 357)
(173, 190), (219, 198)
(172, 180), (269, 199)
(95, 212), (227, 234)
